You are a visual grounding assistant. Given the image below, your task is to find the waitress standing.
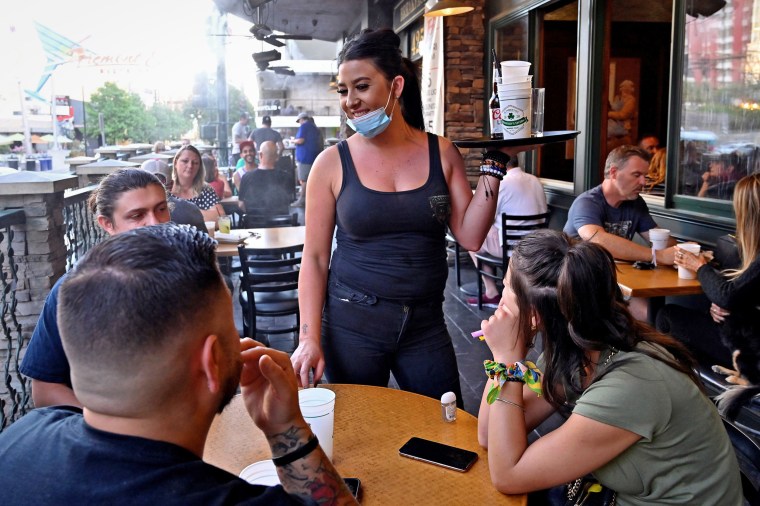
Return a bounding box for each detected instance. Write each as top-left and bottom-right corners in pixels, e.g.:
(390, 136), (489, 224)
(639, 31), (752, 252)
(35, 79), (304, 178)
(291, 29), (504, 406)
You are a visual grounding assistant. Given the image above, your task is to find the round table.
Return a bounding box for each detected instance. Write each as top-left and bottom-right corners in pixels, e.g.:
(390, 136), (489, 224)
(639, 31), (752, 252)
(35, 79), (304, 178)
(204, 384), (526, 505)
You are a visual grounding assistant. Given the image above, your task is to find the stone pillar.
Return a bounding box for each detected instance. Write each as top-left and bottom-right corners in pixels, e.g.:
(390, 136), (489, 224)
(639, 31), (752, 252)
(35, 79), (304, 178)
(443, 0), (487, 185)
(0, 172), (78, 337)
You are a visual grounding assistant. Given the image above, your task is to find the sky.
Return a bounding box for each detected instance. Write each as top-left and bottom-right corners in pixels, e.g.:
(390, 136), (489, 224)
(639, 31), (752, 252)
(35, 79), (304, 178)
(0, 0), (259, 114)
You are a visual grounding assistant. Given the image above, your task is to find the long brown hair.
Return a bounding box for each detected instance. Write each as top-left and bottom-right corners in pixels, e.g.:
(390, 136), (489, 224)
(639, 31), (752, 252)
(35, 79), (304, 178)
(510, 230), (701, 409)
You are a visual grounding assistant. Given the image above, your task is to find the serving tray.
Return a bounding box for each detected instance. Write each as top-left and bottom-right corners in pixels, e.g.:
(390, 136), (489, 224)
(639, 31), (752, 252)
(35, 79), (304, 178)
(453, 130), (580, 148)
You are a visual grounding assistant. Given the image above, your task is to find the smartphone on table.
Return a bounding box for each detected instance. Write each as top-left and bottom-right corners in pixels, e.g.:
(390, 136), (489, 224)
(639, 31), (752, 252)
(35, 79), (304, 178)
(398, 437), (478, 472)
(343, 478), (361, 499)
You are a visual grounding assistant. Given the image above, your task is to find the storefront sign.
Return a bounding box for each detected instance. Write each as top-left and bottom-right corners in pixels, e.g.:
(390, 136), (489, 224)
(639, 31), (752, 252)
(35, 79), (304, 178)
(394, 0), (426, 32)
(420, 15), (444, 135)
(410, 20), (424, 60)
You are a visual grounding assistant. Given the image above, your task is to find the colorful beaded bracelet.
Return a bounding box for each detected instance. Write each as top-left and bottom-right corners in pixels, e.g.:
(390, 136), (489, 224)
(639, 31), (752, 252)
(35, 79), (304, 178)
(483, 360), (542, 404)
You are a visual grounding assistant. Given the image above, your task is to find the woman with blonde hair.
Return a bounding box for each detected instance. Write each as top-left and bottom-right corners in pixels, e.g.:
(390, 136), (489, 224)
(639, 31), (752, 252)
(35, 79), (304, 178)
(658, 172), (760, 417)
(169, 145), (225, 222)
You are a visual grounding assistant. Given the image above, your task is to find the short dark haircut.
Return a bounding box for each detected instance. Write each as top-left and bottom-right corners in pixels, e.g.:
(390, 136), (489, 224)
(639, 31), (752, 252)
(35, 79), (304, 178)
(88, 168), (165, 221)
(58, 224), (223, 379)
(339, 28), (424, 131)
(604, 145), (651, 178)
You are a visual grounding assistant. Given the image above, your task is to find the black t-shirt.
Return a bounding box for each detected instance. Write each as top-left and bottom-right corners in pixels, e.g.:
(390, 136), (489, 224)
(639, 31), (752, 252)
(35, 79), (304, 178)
(169, 195), (207, 231)
(239, 169), (292, 215)
(0, 407), (308, 505)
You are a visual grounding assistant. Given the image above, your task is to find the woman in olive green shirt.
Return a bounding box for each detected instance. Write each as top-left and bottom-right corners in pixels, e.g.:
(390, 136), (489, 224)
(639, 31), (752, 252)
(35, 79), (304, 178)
(477, 230), (742, 505)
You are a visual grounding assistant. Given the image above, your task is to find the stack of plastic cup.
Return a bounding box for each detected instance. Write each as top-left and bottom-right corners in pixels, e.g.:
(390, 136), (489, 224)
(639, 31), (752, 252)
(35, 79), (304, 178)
(498, 61), (532, 139)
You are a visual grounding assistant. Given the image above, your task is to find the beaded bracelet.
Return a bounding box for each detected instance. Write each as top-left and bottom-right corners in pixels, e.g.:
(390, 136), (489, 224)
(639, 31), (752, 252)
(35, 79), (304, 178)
(483, 360), (542, 404)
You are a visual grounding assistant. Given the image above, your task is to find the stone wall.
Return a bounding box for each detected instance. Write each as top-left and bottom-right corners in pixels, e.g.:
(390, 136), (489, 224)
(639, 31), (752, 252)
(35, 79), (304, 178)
(443, 0), (487, 185)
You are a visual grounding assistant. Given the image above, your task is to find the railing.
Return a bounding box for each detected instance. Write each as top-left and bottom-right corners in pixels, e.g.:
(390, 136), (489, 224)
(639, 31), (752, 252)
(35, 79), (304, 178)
(63, 185), (105, 272)
(0, 209), (28, 431)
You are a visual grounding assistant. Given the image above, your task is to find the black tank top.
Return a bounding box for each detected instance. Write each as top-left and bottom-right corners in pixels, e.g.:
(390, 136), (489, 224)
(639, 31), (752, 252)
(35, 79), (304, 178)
(331, 132), (451, 301)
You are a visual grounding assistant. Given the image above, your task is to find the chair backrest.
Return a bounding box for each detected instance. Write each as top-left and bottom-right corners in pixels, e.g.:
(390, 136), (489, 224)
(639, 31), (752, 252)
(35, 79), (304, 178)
(242, 212), (298, 228)
(237, 244), (302, 299)
(722, 417), (760, 504)
(500, 211), (551, 269)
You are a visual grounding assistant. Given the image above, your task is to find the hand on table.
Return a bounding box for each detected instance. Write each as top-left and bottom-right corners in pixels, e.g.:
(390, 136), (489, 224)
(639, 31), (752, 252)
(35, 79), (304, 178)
(674, 245), (707, 273)
(655, 246), (677, 266)
(709, 303), (730, 324)
(239, 338), (305, 436)
(291, 339), (325, 388)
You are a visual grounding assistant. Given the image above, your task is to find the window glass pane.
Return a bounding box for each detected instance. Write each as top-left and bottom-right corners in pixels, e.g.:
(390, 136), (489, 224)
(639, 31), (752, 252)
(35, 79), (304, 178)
(679, 0), (760, 202)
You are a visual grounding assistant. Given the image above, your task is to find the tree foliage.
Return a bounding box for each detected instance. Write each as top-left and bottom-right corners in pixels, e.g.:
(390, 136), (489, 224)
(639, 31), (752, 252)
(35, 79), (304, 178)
(84, 82), (152, 144)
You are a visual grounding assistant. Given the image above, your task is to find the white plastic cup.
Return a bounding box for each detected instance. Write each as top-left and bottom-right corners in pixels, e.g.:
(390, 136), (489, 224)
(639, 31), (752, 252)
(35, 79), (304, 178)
(298, 388), (336, 460)
(677, 243), (701, 279)
(204, 221), (216, 239)
(239, 460), (280, 486)
(498, 91), (531, 140)
(531, 88), (545, 137)
(501, 60), (531, 77)
(498, 82), (531, 93)
(501, 74), (533, 85)
(649, 228), (670, 251)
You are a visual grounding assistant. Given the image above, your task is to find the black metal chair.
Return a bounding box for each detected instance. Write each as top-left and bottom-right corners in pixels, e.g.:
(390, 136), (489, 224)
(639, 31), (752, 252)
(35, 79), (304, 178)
(445, 229), (462, 287)
(237, 244), (302, 347)
(472, 211), (551, 310)
(241, 212), (298, 228)
(721, 417), (760, 504)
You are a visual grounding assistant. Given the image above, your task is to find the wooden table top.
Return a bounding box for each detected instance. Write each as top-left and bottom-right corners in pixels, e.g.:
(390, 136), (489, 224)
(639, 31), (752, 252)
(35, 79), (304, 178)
(215, 226), (305, 257)
(616, 262), (703, 298)
(204, 384), (525, 505)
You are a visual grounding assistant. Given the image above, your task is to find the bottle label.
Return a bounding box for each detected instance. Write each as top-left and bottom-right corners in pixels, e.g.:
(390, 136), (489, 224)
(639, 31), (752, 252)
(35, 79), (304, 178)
(490, 108), (503, 137)
(444, 403), (457, 422)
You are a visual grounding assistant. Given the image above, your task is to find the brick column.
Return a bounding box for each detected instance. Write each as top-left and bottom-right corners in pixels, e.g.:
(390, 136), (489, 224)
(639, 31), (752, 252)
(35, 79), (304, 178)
(443, 0), (487, 186)
(0, 172), (78, 337)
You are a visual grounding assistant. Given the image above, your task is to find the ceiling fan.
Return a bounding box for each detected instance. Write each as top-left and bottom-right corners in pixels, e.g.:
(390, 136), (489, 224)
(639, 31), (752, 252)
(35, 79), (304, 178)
(249, 23), (312, 47)
(252, 49), (295, 75)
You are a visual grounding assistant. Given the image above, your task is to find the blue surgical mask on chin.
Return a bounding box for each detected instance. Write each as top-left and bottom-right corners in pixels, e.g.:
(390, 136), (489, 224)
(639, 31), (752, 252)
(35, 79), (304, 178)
(346, 86), (397, 138)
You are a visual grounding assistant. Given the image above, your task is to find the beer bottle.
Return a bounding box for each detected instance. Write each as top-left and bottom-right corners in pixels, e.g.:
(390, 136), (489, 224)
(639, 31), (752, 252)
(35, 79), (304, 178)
(489, 52), (503, 140)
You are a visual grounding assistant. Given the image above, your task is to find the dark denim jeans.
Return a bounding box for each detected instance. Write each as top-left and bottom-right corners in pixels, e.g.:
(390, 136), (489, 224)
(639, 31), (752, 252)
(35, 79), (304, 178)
(322, 278), (463, 408)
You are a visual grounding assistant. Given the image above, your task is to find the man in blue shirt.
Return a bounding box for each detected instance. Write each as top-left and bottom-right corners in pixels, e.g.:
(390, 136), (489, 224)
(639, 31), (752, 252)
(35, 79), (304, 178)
(291, 112), (322, 207)
(1, 224), (354, 505)
(564, 145), (677, 265)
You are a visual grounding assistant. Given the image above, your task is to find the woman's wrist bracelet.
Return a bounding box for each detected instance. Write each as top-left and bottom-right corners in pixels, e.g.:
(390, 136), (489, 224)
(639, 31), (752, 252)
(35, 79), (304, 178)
(484, 360), (542, 403)
(272, 434), (319, 467)
(495, 397), (525, 412)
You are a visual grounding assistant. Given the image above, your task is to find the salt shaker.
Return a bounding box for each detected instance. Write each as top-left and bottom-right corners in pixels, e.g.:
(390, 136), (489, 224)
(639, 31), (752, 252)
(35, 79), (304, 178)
(441, 391), (457, 422)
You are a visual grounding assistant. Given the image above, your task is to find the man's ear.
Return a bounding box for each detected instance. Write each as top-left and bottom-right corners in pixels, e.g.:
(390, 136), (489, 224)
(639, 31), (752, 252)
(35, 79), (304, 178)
(199, 334), (221, 394)
(96, 215), (115, 235)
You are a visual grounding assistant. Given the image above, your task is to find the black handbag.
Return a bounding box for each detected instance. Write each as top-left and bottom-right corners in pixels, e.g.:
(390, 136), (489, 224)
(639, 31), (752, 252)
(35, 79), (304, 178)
(564, 477), (616, 506)
(540, 476), (617, 506)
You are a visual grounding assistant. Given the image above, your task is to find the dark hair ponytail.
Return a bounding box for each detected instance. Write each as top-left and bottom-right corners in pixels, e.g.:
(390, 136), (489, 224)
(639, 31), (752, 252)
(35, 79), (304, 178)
(339, 28), (425, 131)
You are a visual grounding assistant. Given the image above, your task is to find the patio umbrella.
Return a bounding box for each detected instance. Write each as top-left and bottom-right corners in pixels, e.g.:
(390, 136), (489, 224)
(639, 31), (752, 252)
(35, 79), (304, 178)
(7, 133), (25, 142)
(31, 134), (46, 144)
(41, 134), (73, 144)
(0, 134), (11, 145)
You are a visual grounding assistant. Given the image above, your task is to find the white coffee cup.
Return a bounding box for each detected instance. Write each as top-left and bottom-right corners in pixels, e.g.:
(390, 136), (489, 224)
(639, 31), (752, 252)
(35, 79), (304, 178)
(298, 388), (336, 460)
(239, 460), (280, 486)
(677, 242), (701, 279)
(649, 228), (670, 251)
(501, 74), (532, 85)
(204, 221), (216, 238)
(501, 60), (531, 77)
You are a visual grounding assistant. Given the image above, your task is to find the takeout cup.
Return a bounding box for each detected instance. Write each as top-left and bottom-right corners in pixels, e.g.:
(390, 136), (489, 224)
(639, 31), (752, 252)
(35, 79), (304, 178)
(677, 242), (701, 279)
(649, 228), (670, 251)
(239, 460), (280, 486)
(204, 221), (216, 238)
(299, 388), (336, 460)
(498, 92), (531, 140)
(501, 61), (531, 77)
(498, 82), (531, 93)
(501, 74), (533, 85)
